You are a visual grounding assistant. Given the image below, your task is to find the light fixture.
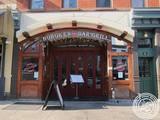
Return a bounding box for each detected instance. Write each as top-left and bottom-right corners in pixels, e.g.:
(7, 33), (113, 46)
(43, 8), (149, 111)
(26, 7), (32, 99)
(144, 31), (148, 38)
(5, 40), (11, 45)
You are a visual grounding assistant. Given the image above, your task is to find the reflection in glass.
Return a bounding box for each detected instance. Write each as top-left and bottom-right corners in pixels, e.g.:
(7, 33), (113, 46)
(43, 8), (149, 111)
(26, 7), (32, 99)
(138, 38), (152, 48)
(87, 56), (93, 88)
(70, 56), (75, 88)
(62, 56), (67, 88)
(139, 59), (151, 77)
(111, 37), (128, 52)
(96, 56), (101, 89)
(70, 56), (75, 74)
(54, 56), (58, 80)
(22, 57), (39, 80)
(78, 56), (83, 75)
(63, 0), (77, 8)
(112, 57), (128, 80)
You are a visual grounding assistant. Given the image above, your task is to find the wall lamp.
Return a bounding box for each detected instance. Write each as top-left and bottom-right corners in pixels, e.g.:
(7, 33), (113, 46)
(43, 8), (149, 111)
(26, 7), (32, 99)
(144, 31), (148, 38)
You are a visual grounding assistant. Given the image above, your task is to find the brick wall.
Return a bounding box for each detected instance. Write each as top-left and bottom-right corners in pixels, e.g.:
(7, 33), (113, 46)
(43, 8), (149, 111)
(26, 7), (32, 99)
(78, 0), (96, 8)
(112, 0), (131, 8)
(147, 0), (159, 7)
(0, 0), (160, 11)
(44, 0), (61, 10)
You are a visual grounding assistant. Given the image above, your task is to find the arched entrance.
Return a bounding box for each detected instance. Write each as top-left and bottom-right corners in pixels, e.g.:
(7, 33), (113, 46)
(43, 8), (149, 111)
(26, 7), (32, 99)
(43, 28), (109, 99)
(16, 18), (134, 100)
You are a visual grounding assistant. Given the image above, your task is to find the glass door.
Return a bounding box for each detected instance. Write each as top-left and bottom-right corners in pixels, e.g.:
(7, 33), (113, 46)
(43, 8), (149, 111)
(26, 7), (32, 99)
(139, 58), (154, 94)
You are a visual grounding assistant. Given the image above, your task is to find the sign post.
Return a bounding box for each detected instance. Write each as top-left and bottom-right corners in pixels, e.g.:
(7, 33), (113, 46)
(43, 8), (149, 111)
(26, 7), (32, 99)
(70, 75), (84, 100)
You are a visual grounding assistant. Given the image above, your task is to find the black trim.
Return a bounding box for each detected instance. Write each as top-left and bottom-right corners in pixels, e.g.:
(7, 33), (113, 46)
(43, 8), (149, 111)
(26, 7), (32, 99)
(0, 37), (6, 100)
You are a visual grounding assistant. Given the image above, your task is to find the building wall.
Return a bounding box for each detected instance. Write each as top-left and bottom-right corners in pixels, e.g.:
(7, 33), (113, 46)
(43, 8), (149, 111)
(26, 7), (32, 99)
(4, 10), (14, 97)
(155, 29), (160, 98)
(0, 0), (160, 11)
(0, 7), (14, 99)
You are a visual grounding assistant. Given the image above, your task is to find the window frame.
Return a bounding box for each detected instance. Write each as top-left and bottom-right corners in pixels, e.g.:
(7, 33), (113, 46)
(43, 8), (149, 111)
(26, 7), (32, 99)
(30, 0), (44, 10)
(62, 0), (78, 8)
(96, 0), (111, 8)
(131, 0), (145, 8)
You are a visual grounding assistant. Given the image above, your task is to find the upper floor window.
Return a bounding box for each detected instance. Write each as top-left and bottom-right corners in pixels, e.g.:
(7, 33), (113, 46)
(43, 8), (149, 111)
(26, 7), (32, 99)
(31, 0), (44, 9)
(96, 0), (110, 7)
(132, 0), (144, 7)
(63, 0), (77, 8)
(138, 38), (153, 48)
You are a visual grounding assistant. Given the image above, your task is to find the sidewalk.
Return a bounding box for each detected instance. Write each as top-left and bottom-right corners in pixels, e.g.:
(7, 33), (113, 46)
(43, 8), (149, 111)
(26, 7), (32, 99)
(0, 100), (159, 120)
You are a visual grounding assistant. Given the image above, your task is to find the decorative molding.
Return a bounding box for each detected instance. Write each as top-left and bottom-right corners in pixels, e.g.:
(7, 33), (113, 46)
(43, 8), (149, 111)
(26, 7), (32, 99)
(132, 8), (160, 28)
(72, 20), (77, 27)
(46, 23), (53, 30)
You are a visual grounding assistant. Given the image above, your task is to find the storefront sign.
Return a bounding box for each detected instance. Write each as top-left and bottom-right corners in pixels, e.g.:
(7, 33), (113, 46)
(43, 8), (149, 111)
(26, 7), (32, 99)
(114, 62), (126, 72)
(43, 29), (111, 43)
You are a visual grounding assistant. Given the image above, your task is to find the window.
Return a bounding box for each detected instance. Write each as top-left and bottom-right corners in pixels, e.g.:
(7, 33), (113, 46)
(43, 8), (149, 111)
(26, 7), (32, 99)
(111, 37), (128, 52)
(112, 57), (128, 80)
(22, 57), (39, 80)
(63, 0), (77, 8)
(96, 0), (110, 7)
(0, 44), (3, 77)
(138, 38), (152, 48)
(31, 0), (44, 9)
(132, 0), (144, 7)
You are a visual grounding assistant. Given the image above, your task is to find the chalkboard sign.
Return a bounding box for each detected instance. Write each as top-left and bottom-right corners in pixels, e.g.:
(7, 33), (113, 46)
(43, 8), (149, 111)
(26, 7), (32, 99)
(70, 75), (84, 83)
(42, 81), (64, 110)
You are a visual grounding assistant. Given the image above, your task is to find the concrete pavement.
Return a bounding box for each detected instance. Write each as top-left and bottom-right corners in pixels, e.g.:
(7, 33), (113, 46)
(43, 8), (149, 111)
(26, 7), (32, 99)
(0, 100), (159, 120)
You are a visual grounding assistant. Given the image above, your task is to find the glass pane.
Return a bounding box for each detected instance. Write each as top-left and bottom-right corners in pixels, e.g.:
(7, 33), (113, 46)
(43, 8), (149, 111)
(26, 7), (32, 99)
(62, 56), (67, 88)
(96, 56), (101, 89)
(132, 0), (144, 7)
(22, 57), (39, 80)
(31, 0), (44, 9)
(139, 59), (151, 77)
(138, 38), (152, 48)
(23, 41), (39, 53)
(54, 56), (59, 80)
(97, 0), (110, 7)
(70, 56), (75, 88)
(111, 37), (128, 52)
(78, 56), (83, 75)
(87, 56), (93, 88)
(70, 56), (75, 74)
(63, 0), (77, 8)
(112, 57), (128, 80)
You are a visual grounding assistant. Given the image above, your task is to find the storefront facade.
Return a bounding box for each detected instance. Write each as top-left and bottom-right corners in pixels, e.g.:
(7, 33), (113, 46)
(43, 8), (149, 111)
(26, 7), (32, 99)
(132, 8), (160, 98)
(0, 0), (159, 100)
(16, 12), (134, 99)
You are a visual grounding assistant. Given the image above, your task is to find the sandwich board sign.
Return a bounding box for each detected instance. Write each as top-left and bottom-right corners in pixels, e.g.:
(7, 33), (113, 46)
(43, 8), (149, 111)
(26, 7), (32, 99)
(42, 81), (64, 110)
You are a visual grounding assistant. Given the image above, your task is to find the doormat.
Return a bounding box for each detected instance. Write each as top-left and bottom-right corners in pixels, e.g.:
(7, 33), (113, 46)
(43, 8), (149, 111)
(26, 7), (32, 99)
(2, 103), (42, 110)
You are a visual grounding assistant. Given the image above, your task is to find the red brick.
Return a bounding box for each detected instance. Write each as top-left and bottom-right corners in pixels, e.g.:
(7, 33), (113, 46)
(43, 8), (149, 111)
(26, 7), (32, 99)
(112, 0), (131, 8)
(44, 0), (61, 10)
(78, 0), (96, 8)
(147, 0), (159, 7)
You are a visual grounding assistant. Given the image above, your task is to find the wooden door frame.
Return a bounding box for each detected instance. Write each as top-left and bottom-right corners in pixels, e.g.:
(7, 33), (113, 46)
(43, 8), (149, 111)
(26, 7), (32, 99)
(46, 46), (107, 98)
